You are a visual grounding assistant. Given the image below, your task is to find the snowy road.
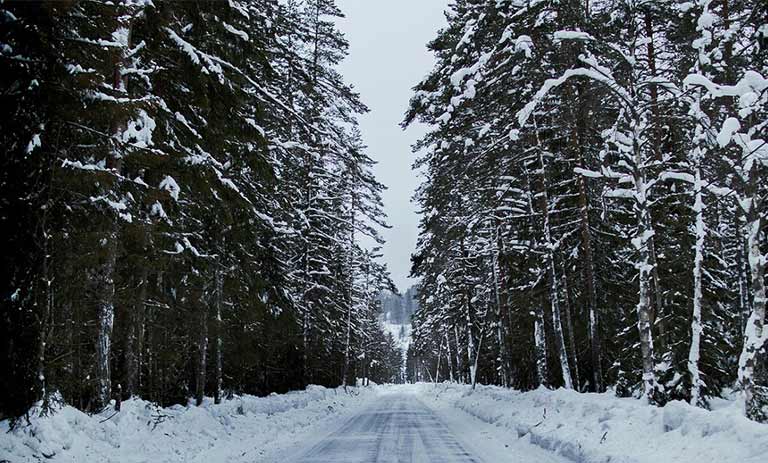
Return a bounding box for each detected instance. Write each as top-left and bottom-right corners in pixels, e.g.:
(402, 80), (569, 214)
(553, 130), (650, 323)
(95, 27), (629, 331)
(266, 385), (572, 463)
(294, 394), (482, 463)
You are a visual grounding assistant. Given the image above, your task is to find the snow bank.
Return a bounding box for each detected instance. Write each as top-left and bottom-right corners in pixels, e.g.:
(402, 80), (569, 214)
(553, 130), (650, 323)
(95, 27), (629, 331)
(422, 383), (768, 463)
(0, 386), (376, 463)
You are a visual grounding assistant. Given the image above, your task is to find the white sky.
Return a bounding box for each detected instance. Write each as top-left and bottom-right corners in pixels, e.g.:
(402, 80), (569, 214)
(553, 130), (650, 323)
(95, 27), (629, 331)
(335, 0), (448, 292)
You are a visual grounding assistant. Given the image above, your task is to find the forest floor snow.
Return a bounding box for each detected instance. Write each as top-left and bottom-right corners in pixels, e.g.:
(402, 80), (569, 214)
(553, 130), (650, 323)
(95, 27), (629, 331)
(1, 383), (766, 463)
(419, 382), (768, 463)
(0, 385), (378, 463)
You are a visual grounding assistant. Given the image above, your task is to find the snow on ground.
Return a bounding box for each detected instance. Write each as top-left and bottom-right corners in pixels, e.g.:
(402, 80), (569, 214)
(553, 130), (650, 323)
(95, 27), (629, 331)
(2, 383), (765, 463)
(395, 384), (569, 463)
(269, 386), (569, 463)
(0, 386), (378, 463)
(416, 382), (768, 463)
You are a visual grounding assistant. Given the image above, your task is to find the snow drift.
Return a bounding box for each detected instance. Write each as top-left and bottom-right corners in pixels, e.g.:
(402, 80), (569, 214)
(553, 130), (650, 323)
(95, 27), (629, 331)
(423, 383), (768, 463)
(0, 386), (375, 463)
(3, 383), (765, 463)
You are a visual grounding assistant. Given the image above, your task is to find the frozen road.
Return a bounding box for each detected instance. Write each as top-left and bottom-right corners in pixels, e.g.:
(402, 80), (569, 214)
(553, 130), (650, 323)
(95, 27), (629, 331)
(294, 394), (483, 463)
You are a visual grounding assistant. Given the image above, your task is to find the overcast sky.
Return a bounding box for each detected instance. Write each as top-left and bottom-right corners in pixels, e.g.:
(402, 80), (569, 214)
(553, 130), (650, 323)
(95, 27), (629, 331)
(335, 0), (448, 292)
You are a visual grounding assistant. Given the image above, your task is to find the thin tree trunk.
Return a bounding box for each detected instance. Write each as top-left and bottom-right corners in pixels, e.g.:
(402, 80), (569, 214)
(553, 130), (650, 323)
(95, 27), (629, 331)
(492, 219), (510, 387)
(342, 201), (356, 390)
(454, 324), (463, 383)
(649, 238), (666, 349)
(688, 166), (706, 407)
(195, 294), (208, 406)
(561, 273), (580, 389)
(471, 330), (485, 391)
(738, 173), (766, 421)
(423, 360), (434, 382)
(736, 217), (752, 328)
(93, 242), (117, 410)
(445, 332), (455, 383)
(536, 144), (573, 390)
(643, 13), (667, 350)
(37, 210), (53, 410)
(213, 266), (223, 404)
(458, 236), (477, 385)
(342, 300), (353, 389)
(522, 142), (549, 389)
(124, 268), (147, 398)
(434, 338), (443, 386)
(632, 123), (660, 405)
(548, 255), (573, 389)
(534, 296), (548, 388)
(576, 139), (603, 392)
(573, 82), (604, 392)
(465, 295), (476, 386)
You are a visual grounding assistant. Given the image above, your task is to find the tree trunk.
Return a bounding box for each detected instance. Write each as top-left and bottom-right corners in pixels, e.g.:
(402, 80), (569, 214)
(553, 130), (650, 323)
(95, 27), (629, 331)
(573, 81), (604, 392)
(93, 241), (117, 410)
(548, 257), (573, 389)
(213, 266), (224, 405)
(736, 217), (753, 328)
(471, 330), (485, 391)
(465, 294), (476, 386)
(534, 296), (548, 387)
(454, 324), (463, 383)
(37, 212), (53, 410)
(124, 268), (147, 398)
(195, 296), (208, 406)
(643, 13), (667, 350)
(94, 4), (140, 411)
(649, 238), (666, 349)
(536, 146), (573, 390)
(562, 273), (580, 389)
(342, 202), (356, 390)
(434, 338), (443, 385)
(445, 332), (455, 383)
(492, 218), (510, 387)
(632, 124), (660, 405)
(576, 139), (603, 392)
(342, 300), (353, 390)
(688, 166), (706, 407)
(738, 173), (766, 421)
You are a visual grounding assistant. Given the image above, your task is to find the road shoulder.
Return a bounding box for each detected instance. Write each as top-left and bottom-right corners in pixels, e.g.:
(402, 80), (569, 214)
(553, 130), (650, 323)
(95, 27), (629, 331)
(415, 386), (570, 463)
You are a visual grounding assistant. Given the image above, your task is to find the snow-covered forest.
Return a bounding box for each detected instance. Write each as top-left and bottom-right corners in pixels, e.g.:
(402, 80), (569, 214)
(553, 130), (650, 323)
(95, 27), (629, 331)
(0, 0), (405, 420)
(1, 2), (768, 458)
(2, 0), (768, 461)
(380, 286), (419, 326)
(406, 0), (767, 422)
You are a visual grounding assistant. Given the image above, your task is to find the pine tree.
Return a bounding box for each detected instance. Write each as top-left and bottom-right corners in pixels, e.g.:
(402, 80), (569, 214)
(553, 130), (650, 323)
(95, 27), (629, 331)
(406, 0), (765, 422)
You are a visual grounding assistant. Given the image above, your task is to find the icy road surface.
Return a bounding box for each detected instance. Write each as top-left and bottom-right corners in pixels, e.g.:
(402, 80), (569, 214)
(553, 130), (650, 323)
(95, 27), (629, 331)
(267, 385), (570, 463)
(295, 394), (481, 462)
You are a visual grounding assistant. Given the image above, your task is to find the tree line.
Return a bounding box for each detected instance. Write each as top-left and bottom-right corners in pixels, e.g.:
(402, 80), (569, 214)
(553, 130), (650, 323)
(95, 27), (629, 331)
(0, 0), (402, 420)
(405, 0), (767, 421)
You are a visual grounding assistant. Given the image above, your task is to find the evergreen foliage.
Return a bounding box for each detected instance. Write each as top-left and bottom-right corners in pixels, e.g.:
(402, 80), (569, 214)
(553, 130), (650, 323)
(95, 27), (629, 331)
(406, 0), (767, 421)
(0, 0), (399, 418)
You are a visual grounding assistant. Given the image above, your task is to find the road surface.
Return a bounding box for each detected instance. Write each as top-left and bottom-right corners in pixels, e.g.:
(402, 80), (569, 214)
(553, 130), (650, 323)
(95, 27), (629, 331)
(294, 394), (483, 463)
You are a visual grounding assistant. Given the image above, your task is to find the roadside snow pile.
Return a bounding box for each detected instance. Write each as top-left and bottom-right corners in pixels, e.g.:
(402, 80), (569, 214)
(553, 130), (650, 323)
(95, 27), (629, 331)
(0, 385), (375, 463)
(425, 383), (768, 463)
